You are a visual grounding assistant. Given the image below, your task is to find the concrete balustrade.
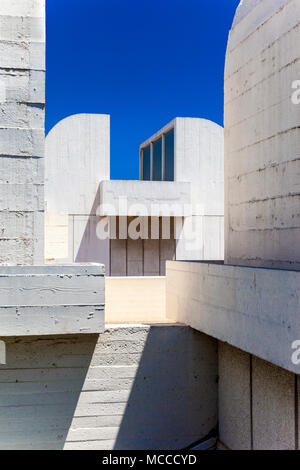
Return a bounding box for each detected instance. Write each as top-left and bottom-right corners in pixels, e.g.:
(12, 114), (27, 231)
(0, 264), (105, 337)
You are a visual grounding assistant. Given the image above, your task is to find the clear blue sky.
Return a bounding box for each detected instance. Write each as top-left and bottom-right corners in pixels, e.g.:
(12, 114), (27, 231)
(46, 0), (240, 180)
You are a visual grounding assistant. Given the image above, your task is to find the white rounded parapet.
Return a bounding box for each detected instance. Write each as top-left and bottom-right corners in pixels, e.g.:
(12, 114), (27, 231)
(225, 0), (300, 269)
(232, 0), (266, 27)
(45, 114), (110, 216)
(45, 114), (110, 268)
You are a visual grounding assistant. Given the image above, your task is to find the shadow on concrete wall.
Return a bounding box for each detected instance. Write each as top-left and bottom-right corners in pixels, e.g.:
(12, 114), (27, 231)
(113, 326), (218, 450)
(74, 186), (109, 269)
(0, 327), (217, 450)
(0, 335), (98, 450)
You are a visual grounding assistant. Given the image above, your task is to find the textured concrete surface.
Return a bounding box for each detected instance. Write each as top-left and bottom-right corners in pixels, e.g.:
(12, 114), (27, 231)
(0, 264), (105, 336)
(45, 213), (68, 260)
(218, 343), (251, 450)
(252, 356), (295, 450)
(140, 118), (224, 217)
(211, 0), (300, 451)
(45, 114), (110, 268)
(0, 0), (45, 264)
(232, 0), (262, 27)
(45, 114), (109, 215)
(0, 325), (218, 450)
(166, 260), (300, 374)
(100, 180), (191, 216)
(140, 118), (224, 262)
(105, 277), (167, 324)
(225, 0), (300, 269)
(46, 115), (223, 269)
(109, 217), (176, 277)
(0, 0), (45, 17)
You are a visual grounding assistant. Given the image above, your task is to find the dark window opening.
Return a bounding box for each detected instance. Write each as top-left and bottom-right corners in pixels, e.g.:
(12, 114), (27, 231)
(164, 128), (174, 181)
(142, 145), (151, 180)
(153, 138), (162, 181)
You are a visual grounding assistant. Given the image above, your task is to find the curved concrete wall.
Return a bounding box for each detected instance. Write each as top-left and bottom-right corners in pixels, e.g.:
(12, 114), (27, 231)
(225, 0), (300, 268)
(45, 114), (110, 215)
(45, 114), (110, 267)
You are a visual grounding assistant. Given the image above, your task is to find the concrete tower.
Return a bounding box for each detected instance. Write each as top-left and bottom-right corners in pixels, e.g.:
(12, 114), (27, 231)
(225, 0), (300, 269)
(222, 0), (300, 449)
(0, 0), (45, 264)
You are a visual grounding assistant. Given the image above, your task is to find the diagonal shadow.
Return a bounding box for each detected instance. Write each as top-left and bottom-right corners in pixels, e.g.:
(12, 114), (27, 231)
(113, 325), (218, 450)
(0, 334), (98, 450)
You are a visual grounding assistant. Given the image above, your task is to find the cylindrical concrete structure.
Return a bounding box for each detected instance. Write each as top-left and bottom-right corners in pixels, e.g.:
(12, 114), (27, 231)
(219, 0), (300, 451)
(225, 0), (300, 269)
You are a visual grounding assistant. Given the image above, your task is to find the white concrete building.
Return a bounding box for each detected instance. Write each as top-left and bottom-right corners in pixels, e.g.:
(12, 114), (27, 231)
(45, 116), (224, 275)
(5, 0), (300, 452)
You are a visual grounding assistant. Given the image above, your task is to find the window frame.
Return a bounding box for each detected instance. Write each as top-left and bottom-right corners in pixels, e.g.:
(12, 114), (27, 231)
(140, 126), (175, 182)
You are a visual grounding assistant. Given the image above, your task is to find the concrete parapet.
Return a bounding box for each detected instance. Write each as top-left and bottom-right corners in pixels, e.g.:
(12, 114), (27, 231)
(0, 264), (105, 336)
(166, 260), (300, 374)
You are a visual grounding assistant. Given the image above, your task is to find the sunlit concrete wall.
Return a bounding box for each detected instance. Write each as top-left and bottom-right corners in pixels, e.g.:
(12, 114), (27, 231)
(0, 326), (218, 450)
(45, 114), (110, 269)
(225, 0), (300, 269)
(105, 276), (167, 324)
(166, 260), (300, 375)
(0, 0), (45, 264)
(220, 0), (300, 450)
(140, 118), (224, 261)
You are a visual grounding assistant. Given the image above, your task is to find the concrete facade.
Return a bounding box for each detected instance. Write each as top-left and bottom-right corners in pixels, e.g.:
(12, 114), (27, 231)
(45, 114), (110, 269)
(45, 116), (224, 275)
(45, 114), (110, 216)
(109, 216), (177, 277)
(218, 343), (298, 451)
(8, 0), (300, 452)
(0, 0), (222, 452)
(0, 325), (218, 450)
(218, 343), (251, 450)
(0, 0), (45, 264)
(225, 0), (300, 269)
(166, 260), (300, 374)
(140, 118), (224, 262)
(0, 264), (105, 336)
(100, 180), (191, 217)
(0, 1), (105, 340)
(220, 0), (300, 450)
